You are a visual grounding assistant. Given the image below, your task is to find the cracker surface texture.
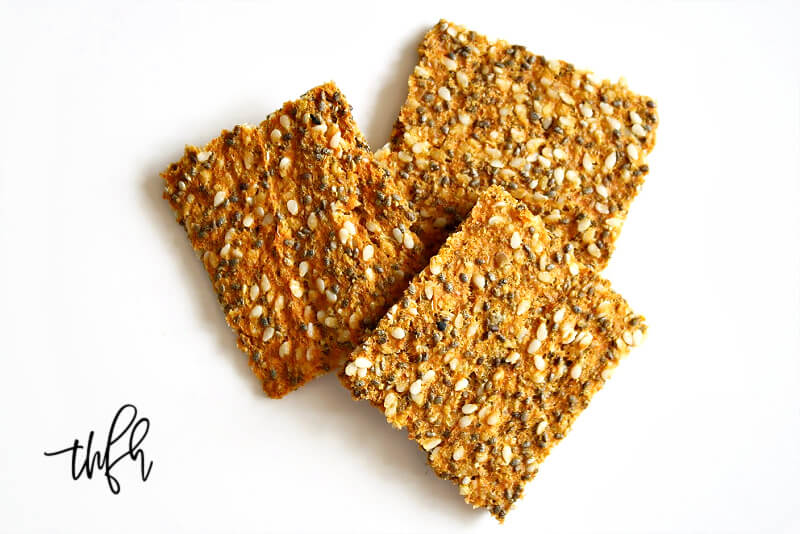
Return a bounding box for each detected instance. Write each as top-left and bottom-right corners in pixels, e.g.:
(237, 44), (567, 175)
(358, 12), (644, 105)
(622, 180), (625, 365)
(163, 83), (424, 398)
(340, 186), (646, 520)
(377, 20), (658, 268)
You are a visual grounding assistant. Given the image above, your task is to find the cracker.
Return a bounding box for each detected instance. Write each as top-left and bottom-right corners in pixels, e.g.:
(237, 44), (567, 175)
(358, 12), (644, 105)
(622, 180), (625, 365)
(162, 83), (424, 398)
(376, 20), (658, 268)
(340, 186), (646, 520)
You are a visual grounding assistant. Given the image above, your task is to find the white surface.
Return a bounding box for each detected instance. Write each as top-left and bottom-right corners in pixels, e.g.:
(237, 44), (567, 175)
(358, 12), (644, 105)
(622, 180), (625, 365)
(1, 1), (799, 532)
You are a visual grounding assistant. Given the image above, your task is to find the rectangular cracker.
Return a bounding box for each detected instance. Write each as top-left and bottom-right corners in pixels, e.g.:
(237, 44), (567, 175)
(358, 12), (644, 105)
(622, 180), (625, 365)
(162, 83), (425, 398)
(339, 186), (646, 520)
(376, 19), (658, 268)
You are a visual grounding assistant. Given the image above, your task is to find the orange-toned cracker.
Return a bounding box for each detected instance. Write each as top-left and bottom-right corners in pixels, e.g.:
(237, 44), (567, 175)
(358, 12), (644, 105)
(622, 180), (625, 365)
(163, 83), (424, 398)
(340, 186), (646, 520)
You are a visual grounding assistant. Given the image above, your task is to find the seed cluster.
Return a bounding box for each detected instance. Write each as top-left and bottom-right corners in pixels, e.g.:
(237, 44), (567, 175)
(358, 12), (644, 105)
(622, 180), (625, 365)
(376, 19), (658, 268)
(162, 83), (425, 398)
(339, 186), (646, 521)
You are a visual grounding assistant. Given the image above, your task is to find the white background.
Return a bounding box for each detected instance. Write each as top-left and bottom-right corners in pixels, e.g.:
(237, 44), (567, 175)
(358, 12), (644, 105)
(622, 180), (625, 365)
(1, 1), (798, 532)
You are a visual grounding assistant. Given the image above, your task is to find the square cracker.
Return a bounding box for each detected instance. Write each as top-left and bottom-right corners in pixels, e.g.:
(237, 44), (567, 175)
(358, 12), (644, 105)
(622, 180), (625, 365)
(162, 83), (424, 398)
(376, 19), (658, 268)
(340, 186), (646, 520)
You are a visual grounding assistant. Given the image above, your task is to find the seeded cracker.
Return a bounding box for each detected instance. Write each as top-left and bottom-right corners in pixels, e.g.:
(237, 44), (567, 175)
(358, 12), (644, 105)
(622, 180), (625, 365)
(162, 83), (424, 398)
(376, 20), (658, 268)
(340, 186), (646, 520)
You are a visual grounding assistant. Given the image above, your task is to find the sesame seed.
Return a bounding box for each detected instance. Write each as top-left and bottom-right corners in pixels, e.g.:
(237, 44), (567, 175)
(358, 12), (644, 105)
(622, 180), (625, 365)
(626, 143), (639, 161)
(442, 56), (458, 71)
(472, 273), (486, 289)
(289, 279), (303, 298)
(630, 111), (642, 124)
(260, 274), (271, 293)
(409, 379), (422, 395)
(196, 151), (211, 163)
(502, 444), (512, 464)
(249, 285), (260, 300)
(587, 243), (602, 258)
(421, 437), (442, 451)
(278, 341), (290, 358)
(452, 446), (465, 461)
(510, 231), (522, 249)
(279, 114), (291, 129)
(517, 299), (531, 316)
(632, 123), (647, 137)
(329, 131), (342, 149)
(270, 129), (282, 143)
(403, 231), (415, 249)
(534, 354), (546, 370)
(488, 215), (506, 226)
(454, 377), (469, 391)
(537, 271), (554, 283)
(456, 71), (469, 88)
(362, 244), (374, 261)
(487, 413), (500, 426)
(366, 221), (379, 233)
(553, 308), (566, 323)
(213, 190), (227, 207)
(604, 152), (617, 170)
(536, 420), (548, 435)
(582, 153), (594, 173)
(249, 305), (263, 319)
(279, 157), (291, 176)
(459, 415), (474, 428)
(287, 199), (299, 215)
(462, 403), (478, 414)
(570, 363), (583, 379)
(344, 362), (357, 377)
(325, 290), (337, 303)
(262, 326), (274, 342)
(390, 327), (406, 340)
(392, 227), (403, 243)
(527, 339), (542, 354)
(354, 356), (372, 369)
(438, 86), (452, 101)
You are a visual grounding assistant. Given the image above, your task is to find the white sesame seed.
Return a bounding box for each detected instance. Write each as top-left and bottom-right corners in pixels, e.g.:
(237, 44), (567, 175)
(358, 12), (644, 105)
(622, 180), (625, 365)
(630, 111), (643, 124)
(537, 155), (551, 168)
(599, 102), (614, 115)
(596, 202), (610, 215)
(287, 199), (299, 215)
(430, 263), (442, 275)
(311, 121), (327, 134)
(452, 446), (465, 461)
(412, 141), (428, 154)
(366, 220), (379, 233)
(344, 362), (357, 377)
(354, 356), (372, 369)
(486, 413), (500, 426)
(357, 367), (367, 378)
(278, 341), (290, 358)
(570, 363), (583, 379)
(527, 339), (542, 354)
(502, 444), (512, 464)
(458, 111), (472, 125)
(329, 131), (342, 149)
(582, 153), (594, 173)
(627, 143), (639, 161)
(587, 243), (602, 258)
(196, 151), (211, 163)
(517, 300), (531, 316)
(438, 86), (452, 101)
(289, 279), (303, 298)
(579, 103), (593, 118)
(536, 420), (548, 435)
(623, 330), (634, 345)
(392, 227), (403, 243)
(213, 190), (227, 207)
(249, 285), (260, 301)
(424, 285), (434, 300)
(441, 56), (458, 70)
(338, 228), (350, 244)
(274, 294), (285, 312)
(472, 273), (486, 289)
(553, 308), (566, 323)
(506, 352), (521, 364)
(270, 129), (282, 143)
(422, 369), (436, 384)
(632, 123), (647, 137)
(219, 243), (231, 258)
(510, 231), (522, 249)
(462, 403), (478, 414)
(384, 392), (398, 407)
(456, 71), (469, 88)
(325, 290), (337, 303)
(453, 378), (469, 392)
(262, 326), (274, 342)
(390, 327), (406, 340)
(362, 244), (374, 261)
(421, 437), (441, 451)
(249, 305), (263, 319)
(458, 415), (474, 428)
(534, 354), (546, 370)
(409, 379), (422, 395)
(279, 157), (291, 176)
(260, 274), (271, 293)
(306, 212), (318, 230)
(403, 231), (414, 249)
(537, 322), (548, 340)
(604, 152), (617, 170)
(538, 271), (554, 284)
